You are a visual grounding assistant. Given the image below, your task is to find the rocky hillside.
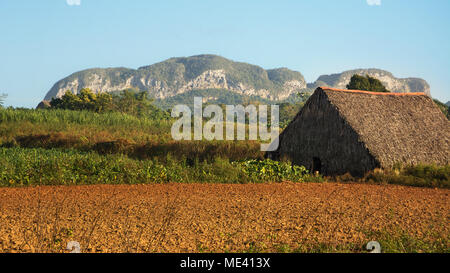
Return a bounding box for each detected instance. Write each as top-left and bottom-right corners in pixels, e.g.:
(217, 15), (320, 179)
(43, 56), (432, 105)
(44, 55), (306, 102)
(309, 69), (430, 96)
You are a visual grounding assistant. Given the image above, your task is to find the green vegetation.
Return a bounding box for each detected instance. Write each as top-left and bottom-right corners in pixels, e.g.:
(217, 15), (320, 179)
(433, 99), (450, 120)
(0, 147), (315, 186)
(0, 102), (308, 186)
(0, 94), (321, 187)
(278, 92), (310, 127)
(267, 68), (305, 85)
(50, 88), (170, 119)
(155, 55), (305, 93)
(366, 164), (450, 188)
(155, 88), (306, 129)
(154, 88), (274, 110)
(241, 228), (449, 253)
(365, 229), (449, 253)
(332, 164), (450, 189)
(45, 87), (302, 129)
(347, 74), (390, 92)
(0, 92), (447, 188)
(233, 159), (320, 183)
(0, 107), (173, 145)
(291, 230), (448, 253)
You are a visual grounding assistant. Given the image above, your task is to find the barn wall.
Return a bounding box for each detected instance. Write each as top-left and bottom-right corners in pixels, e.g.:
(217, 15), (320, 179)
(272, 90), (379, 176)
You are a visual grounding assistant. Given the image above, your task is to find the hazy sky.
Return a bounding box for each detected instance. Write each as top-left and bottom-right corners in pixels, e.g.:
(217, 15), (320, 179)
(1, 0), (449, 108)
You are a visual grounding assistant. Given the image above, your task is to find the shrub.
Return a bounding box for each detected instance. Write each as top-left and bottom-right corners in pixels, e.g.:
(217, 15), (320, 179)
(364, 164), (450, 188)
(50, 88), (170, 118)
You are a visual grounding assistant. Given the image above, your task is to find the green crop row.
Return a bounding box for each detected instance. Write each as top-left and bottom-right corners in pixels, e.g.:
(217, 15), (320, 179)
(0, 147), (319, 187)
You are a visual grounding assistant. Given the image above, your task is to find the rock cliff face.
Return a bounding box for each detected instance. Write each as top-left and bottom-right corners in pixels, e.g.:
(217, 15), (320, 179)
(44, 55), (306, 101)
(312, 69), (431, 96)
(36, 100), (51, 109)
(43, 56), (432, 104)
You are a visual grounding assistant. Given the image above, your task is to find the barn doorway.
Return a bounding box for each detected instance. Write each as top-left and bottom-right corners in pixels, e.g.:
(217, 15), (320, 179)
(312, 157), (322, 174)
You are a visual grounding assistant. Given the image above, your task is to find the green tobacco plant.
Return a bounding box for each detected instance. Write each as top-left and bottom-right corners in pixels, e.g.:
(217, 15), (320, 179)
(0, 148), (319, 186)
(233, 159), (318, 183)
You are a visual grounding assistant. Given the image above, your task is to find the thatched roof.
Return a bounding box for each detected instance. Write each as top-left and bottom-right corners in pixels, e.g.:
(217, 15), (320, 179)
(313, 87), (450, 167)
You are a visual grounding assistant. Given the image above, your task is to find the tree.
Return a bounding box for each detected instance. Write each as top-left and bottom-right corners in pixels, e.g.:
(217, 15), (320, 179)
(78, 88), (98, 111)
(347, 74), (390, 92)
(51, 89), (111, 112)
(95, 92), (113, 112)
(433, 99), (450, 120)
(50, 90), (83, 110)
(111, 89), (162, 117)
(48, 88), (169, 119)
(113, 89), (138, 115)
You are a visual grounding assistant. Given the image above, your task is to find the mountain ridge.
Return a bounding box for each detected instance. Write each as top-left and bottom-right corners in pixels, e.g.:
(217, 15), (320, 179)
(43, 55), (432, 103)
(44, 55), (307, 102)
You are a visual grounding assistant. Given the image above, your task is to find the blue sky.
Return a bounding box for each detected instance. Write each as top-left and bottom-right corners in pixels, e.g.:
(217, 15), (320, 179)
(1, 0), (449, 107)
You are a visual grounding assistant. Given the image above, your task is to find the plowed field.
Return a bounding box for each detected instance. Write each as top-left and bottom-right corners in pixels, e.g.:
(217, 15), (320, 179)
(0, 183), (448, 253)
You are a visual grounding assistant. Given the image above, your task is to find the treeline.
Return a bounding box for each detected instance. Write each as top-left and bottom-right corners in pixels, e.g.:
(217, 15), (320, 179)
(46, 88), (304, 125)
(49, 88), (170, 119)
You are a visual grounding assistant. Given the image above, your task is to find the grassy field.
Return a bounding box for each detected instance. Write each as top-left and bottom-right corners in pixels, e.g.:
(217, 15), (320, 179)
(0, 108), (173, 145)
(1, 107), (448, 187)
(0, 108), (322, 186)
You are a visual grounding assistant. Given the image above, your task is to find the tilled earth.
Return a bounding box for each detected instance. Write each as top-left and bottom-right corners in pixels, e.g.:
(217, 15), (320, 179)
(0, 182), (448, 253)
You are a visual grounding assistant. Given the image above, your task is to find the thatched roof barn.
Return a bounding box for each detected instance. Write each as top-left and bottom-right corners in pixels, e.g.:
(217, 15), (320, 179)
(267, 87), (450, 176)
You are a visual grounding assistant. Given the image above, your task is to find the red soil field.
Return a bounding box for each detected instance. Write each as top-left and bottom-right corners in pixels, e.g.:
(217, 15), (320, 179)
(0, 182), (448, 253)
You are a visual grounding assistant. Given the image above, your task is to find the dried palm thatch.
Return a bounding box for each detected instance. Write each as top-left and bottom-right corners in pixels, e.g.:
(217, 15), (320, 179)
(267, 87), (450, 176)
